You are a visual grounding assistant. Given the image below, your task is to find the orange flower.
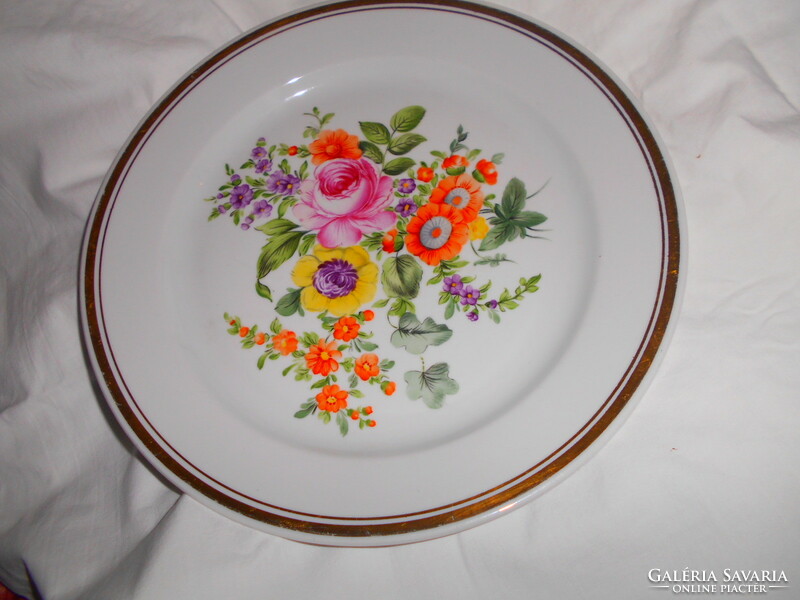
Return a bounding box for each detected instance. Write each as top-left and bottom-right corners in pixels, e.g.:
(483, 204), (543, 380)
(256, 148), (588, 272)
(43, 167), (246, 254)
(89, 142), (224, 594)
(254, 332), (267, 345)
(416, 166), (434, 182)
(475, 159), (498, 185)
(442, 155), (469, 170)
(272, 330), (298, 355)
(308, 129), (362, 165)
(305, 340), (341, 376)
(405, 203), (470, 266)
(354, 353), (381, 381)
(362, 310), (375, 321)
(315, 384), (348, 413)
(333, 316), (360, 342)
(382, 228), (398, 253)
(384, 381), (397, 396)
(428, 174), (484, 224)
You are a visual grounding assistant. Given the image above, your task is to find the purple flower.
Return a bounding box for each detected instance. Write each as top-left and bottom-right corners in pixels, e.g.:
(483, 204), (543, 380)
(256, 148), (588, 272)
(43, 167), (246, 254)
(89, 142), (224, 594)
(240, 216), (254, 230)
(230, 173), (241, 183)
(459, 285), (481, 306)
(487, 299), (498, 309)
(251, 199), (273, 219)
(396, 197), (418, 218)
(217, 205), (227, 214)
(251, 146), (267, 160)
(397, 178), (416, 194)
(467, 311), (479, 322)
(267, 171), (301, 196)
(443, 274), (463, 295)
(313, 259), (359, 298)
(229, 184), (253, 209)
(216, 193), (224, 199)
(255, 159), (272, 174)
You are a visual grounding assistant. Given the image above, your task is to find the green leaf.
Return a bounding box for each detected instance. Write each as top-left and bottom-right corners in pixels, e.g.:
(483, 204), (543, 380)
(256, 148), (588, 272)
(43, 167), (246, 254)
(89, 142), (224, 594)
(294, 402), (315, 419)
(387, 133), (426, 156)
(256, 230), (304, 279)
(299, 233), (316, 256)
(381, 255), (423, 299)
(501, 178), (527, 217)
(390, 106), (426, 132)
(257, 353), (268, 370)
(359, 140), (384, 164)
(275, 288), (302, 317)
(256, 218), (299, 236)
(444, 300), (456, 320)
(511, 210), (547, 228)
(404, 363), (459, 409)
(445, 166), (466, 176)
(359, 122), (391, 145)
(383, 157), (416, 176)
(255, 281), (272, 301)
(479, 223), (514, 252)
(390, 313), (453, 355)
(336, 411), (349, 436)
(473, 253), (513, 267)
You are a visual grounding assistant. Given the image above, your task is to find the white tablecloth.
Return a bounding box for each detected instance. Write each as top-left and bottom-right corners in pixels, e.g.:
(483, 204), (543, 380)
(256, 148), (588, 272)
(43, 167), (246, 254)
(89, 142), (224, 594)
(1, 1), (798, 598)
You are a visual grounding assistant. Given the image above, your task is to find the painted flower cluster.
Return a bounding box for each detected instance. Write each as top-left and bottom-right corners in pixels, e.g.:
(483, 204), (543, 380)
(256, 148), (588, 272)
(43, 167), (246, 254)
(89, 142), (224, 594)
(205, 106), (548, 435)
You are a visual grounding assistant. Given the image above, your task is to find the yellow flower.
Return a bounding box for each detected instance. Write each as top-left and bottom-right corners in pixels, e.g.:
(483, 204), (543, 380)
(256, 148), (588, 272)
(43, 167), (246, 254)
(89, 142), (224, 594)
(469, 216), (489, 241)
(291, 245), (378, 316)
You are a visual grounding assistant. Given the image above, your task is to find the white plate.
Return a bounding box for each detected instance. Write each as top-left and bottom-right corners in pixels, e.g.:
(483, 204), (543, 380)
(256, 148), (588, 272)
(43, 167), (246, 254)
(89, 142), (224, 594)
(81, 0), (683, 546)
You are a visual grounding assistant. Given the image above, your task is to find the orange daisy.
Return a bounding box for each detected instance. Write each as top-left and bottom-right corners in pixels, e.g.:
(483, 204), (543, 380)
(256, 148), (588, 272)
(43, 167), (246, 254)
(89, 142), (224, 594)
(308, 129), (362, 165)
(333, 316), (360, 342)
(272, 330), (298, 355)
(405, 203), (470, 266)
(354, 353), (380, 381)
(428, 174), (484, 223)
(305, 340), (342, 376)
(315, 384), (348, 413)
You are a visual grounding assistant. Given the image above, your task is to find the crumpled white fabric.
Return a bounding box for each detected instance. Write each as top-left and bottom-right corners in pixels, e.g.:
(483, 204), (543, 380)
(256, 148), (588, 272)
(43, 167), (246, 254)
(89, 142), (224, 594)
(1, 1), (798, 598)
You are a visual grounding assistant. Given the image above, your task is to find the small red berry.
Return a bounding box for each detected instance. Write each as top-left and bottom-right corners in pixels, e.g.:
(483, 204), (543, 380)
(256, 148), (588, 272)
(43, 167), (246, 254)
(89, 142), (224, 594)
(350, 411), (360, 420)
(384, 381), (397, 396)
(239, 326), (250, 337)
(367, 420), (376, 427)
(362, 310), (375, 322)
(364, 406), (373, 415)
(288, 145), (298, 156)
(254, 332), (266, 345)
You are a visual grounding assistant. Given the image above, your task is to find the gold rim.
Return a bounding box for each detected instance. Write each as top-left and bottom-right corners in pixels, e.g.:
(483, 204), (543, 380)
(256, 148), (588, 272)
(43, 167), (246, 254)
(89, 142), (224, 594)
(83, 0), (681, 539)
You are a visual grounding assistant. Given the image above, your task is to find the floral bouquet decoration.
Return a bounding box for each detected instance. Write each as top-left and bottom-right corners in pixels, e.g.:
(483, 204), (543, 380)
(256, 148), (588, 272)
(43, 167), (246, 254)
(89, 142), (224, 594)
(204, 106), (548, 436)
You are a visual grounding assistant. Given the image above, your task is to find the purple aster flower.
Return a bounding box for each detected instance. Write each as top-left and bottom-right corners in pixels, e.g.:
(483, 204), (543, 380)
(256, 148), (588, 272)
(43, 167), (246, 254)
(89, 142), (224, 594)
(396, 197), (418, 218)
(397, 178), (416, 194)
(459, 285), (481, 306)
(251, 199), (273, 219)
(251, 146), (267, 160)
(313, 259), (358, 298)
(266, 171), (301, 196)
(230, 173), (241, 183)
(443, 274), (463, 295)
(240, 216), (254, 231)
(255, 159), (272, 174)
(229, 184), (253, 209)
(467, 311), (479, 322)
(487, 299), (498, 309)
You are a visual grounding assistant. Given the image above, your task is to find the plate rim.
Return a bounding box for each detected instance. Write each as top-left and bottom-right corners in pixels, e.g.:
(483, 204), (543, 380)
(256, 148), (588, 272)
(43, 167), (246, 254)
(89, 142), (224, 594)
(80, 0), (683, 545)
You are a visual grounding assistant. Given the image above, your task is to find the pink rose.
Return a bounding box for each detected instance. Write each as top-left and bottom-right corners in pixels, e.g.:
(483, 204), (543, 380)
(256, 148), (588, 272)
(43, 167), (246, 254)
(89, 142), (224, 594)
(293, 158), (397, 248)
